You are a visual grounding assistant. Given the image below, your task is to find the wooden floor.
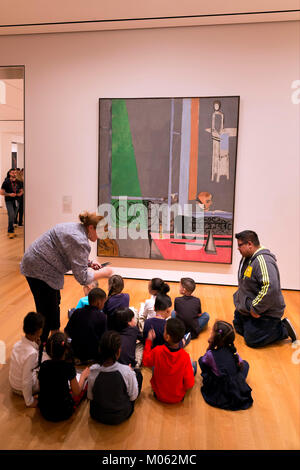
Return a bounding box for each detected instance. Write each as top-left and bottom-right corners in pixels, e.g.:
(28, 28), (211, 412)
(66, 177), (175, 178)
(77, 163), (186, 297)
(0, 208), (299, 450)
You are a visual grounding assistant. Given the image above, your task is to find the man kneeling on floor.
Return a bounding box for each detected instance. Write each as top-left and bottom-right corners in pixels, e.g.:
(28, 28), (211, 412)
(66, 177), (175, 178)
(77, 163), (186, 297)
(233, 230), (297, 348)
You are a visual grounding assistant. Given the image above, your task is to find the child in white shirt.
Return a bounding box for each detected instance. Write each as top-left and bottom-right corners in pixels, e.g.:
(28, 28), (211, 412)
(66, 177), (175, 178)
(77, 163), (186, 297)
(137, 278), (170, 331)
(9, 312), (44, 407)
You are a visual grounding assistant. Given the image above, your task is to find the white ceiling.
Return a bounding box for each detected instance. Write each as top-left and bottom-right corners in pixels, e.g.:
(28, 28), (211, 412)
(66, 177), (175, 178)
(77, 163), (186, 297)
(0, 0), (299, 35)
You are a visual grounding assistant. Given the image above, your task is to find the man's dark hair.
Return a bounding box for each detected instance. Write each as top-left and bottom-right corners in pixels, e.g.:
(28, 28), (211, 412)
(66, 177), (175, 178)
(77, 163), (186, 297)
(23, 312), (44, 335)
(88, 287), (106, 306)
(235, 230), (260, 246)
(113, 308), (134, 332)
(180, 277), (196, 294)
(154, 294), (172, 312)
(7, 168), (15, 178)
(165, 318), (186, 344)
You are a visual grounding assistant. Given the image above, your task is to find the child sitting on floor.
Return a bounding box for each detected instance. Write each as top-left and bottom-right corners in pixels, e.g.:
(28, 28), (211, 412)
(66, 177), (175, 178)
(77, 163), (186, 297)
(198, 320), (253, 411)
(38, 332), (90, 422)
(64, 288), (107, 363)
(137, 278), (170, 330)
(143, 294), (190, 349)
(143, 294), (172, 349)
(88, 331), (141, 425)
(68, 280), (99, 318)
(76, 280), (99, 309)
(142, 318), (195, 404)
(9, 312), (45, 407)
(173, 277), (209, 339)
(113, 307), (144, 369)
(103, 275), (130, 329)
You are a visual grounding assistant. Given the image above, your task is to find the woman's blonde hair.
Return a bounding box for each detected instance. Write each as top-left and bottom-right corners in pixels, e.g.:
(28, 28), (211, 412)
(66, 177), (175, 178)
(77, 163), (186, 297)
(78, 211), (103, 229)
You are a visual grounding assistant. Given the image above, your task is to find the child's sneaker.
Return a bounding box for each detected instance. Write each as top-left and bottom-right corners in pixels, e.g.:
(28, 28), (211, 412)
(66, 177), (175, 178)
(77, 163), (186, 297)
(68, 308), (75, 319)
(183, 332), (191, 347)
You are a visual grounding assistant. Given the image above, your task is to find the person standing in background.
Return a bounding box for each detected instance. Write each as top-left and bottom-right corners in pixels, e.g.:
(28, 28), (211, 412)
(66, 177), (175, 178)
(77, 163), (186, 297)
(15, 168), (24, 226)
(0, 168), (23, 238)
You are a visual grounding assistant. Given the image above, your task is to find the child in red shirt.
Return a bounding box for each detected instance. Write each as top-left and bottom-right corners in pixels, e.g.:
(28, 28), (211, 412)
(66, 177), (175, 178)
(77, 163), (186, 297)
(142, 318), (195, 403)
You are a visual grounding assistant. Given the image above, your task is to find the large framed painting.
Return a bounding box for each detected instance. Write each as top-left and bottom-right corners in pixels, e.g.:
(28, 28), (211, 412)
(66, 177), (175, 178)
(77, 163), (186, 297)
(98, 96), (240, 264)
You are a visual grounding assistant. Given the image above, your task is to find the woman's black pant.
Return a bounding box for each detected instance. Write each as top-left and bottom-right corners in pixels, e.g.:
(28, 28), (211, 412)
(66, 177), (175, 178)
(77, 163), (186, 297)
(26, 276), (61, 344)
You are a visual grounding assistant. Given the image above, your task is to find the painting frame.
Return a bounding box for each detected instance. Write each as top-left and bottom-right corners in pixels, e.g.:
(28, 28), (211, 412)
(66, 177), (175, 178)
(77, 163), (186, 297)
(98, 96), (240, 265)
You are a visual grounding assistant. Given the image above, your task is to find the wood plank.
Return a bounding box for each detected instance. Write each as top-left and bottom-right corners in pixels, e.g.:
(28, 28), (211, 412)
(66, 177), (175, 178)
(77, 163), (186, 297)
(0, 208), (299, 450)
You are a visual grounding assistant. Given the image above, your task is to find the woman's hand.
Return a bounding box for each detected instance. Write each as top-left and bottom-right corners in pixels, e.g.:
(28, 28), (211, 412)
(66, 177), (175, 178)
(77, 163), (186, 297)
(88, 260), (101, 270)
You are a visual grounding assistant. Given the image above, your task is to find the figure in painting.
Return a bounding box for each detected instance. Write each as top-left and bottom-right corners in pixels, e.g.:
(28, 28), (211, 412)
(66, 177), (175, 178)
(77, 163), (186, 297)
(211, 101), (229, 183)
(205, 101), (238, 184)
(196, 192), (213, 212)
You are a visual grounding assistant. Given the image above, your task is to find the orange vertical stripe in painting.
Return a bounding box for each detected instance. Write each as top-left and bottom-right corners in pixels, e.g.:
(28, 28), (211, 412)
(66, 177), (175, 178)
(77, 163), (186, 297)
(188, 98), (199, 201)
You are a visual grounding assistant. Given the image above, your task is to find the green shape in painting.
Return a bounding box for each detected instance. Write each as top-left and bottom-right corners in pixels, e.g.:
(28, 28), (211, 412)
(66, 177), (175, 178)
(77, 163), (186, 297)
(111, 99), (147, 229)
(111, 99), (141, 197)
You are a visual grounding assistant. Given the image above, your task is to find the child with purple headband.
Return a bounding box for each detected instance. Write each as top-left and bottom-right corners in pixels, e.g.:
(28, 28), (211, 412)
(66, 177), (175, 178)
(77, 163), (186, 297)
(198, 320), (253, 411)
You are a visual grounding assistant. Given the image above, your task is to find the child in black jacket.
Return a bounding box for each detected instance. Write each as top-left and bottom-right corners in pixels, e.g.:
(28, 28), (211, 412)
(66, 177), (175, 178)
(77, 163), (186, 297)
(88, 331), (140, 425)
(65, 288), (107, 363)
(198, 320), (253, 411)
(113, 307), (143, 368)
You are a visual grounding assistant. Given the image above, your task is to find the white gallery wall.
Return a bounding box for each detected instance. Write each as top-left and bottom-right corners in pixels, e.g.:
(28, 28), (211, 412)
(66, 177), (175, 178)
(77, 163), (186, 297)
(0, 20), (299, 288)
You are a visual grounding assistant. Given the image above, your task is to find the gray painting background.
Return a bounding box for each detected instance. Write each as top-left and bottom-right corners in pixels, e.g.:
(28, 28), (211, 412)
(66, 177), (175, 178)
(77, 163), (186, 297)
(98, 96), (239, 259)
(197, 96), (239, 213)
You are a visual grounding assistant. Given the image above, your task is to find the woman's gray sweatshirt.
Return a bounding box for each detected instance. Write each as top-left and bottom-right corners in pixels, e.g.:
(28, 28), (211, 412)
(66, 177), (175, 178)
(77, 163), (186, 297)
(20, 222), (94, 290)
